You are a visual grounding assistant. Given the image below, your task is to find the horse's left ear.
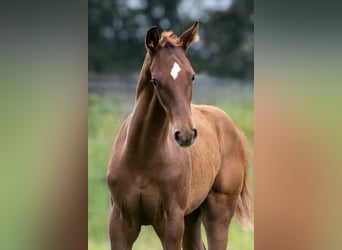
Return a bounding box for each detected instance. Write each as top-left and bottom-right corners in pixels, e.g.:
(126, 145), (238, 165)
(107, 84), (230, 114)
(180, 21), (200, 51)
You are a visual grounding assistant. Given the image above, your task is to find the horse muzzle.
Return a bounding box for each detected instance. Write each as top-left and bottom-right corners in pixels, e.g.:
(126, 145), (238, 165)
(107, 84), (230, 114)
(174, 128), (197, 147)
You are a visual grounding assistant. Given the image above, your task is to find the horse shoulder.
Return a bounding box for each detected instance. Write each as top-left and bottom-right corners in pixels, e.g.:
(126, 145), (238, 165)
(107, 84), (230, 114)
(192, 105), (247, 196)
(190, 104), (243, 179)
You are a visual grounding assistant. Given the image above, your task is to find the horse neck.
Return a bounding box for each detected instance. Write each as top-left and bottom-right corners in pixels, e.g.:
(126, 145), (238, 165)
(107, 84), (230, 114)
(125, 54), (170, 158)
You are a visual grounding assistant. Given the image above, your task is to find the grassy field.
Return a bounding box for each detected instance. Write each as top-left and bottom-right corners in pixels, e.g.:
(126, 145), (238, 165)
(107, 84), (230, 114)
(88, 82), (254, 249)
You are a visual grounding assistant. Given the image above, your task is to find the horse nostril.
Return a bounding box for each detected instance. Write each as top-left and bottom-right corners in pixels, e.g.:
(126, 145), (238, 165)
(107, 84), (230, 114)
(174, 131), (181, 141)
(192, 128), (197, 139)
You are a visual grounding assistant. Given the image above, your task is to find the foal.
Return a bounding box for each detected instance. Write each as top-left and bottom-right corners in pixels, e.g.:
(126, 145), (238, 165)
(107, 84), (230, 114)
(107, 22), (253, 250)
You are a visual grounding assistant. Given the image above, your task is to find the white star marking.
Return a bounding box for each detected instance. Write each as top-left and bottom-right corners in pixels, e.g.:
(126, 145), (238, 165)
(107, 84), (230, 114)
(170, 62), (181, 80)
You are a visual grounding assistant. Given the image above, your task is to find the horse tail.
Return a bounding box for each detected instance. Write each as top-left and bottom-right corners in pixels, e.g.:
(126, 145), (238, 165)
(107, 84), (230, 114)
(235, 129), (254, 231)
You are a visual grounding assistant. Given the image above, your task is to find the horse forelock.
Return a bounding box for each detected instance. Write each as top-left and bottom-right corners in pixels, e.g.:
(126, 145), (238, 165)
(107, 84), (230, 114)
(159, 31), (183, 47)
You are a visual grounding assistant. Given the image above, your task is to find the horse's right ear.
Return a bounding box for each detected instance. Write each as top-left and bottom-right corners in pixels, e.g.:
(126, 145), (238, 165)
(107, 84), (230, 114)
(145, 26), (159, 53)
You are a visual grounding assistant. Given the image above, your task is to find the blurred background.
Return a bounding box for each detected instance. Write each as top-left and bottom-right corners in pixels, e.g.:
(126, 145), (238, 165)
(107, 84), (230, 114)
(89, 0), (253, 78)
(88, 0), (254, 249)
(2, 1), (342, 250)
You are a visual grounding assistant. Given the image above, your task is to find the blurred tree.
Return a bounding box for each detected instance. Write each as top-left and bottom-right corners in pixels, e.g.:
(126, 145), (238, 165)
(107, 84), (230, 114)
(196, 0), (254, 78)
(88, 0), (253, 80)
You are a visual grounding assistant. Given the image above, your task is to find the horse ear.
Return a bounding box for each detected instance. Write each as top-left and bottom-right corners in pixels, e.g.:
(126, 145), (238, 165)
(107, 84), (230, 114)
(145, 26), (160, 53)
(179, 21), (200, 51)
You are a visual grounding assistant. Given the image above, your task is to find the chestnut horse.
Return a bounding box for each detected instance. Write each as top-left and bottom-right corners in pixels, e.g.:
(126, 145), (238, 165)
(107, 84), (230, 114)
(107, 22), (253, 250)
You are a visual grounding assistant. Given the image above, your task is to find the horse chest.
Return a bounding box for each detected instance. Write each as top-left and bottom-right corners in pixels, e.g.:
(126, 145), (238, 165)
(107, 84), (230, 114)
(109, 160), (191, 224)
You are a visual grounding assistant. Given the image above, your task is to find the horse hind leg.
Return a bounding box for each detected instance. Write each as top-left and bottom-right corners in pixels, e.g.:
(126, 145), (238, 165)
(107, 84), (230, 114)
(182, 208), (206, 250)
(200, 190), (238, 250)
(200, 128), (251, 249)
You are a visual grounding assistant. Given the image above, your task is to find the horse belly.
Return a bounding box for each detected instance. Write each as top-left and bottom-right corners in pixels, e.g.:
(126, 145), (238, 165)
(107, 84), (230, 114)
(186, 152), (220, 214)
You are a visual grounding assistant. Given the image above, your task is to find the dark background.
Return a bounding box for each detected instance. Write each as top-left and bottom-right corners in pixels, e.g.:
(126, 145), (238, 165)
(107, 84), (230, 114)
(89, 0), (253, 80)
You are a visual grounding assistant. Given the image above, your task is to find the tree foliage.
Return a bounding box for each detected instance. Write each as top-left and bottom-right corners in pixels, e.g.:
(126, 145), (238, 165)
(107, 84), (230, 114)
(89, 0), (253, 79)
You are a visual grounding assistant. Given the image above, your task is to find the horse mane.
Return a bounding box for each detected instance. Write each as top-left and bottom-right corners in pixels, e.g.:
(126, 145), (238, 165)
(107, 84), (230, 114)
(159, 31), (183, 47)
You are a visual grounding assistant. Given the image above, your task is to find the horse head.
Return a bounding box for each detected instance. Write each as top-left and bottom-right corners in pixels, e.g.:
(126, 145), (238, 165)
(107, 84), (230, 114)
(144, 22), (200, 147)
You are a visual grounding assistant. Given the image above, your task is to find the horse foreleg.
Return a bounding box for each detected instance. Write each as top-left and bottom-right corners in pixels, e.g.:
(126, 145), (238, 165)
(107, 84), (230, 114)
(201, 191), (238, 250)
(108, 206), (140, 250)
(183, 208), (206, 250)
(153, 206), (185, 250)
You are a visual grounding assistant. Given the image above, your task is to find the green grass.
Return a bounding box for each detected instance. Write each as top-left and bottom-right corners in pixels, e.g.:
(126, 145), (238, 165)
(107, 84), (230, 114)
(88, 84), (254, 249)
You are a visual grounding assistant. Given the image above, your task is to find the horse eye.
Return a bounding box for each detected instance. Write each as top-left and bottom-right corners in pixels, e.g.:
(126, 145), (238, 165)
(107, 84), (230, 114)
(150, 79), (160, 87)
(192, 75), (195, 81)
